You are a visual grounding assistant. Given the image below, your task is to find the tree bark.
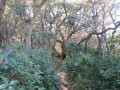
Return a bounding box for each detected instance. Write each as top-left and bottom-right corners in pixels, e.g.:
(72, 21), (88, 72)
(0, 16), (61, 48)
(25, 0), (47, 50)
(0, 0), (6, 47)
(25, 24), (33, 50)
(61, 43), (66, 60)
(0, 0), (6, 25)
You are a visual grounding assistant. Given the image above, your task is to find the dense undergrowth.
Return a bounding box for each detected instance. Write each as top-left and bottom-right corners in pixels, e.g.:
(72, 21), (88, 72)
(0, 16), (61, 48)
(64, 42), (120, 90)
(0, 37), (120, 90)
(0, 47), (60, 90)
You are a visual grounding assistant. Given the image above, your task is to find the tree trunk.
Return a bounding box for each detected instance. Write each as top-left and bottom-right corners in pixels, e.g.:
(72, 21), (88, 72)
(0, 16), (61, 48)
(25, 25), (33, 50)
(100, 35), (105, 59)
(61, 43), (66, 60)
(0, 0), (6, 24)
(25, 0), (47, 51)
(0, 0), (6, 47)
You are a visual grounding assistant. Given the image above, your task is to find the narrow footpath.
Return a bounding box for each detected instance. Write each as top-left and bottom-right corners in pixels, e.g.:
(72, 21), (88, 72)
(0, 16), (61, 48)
(55, 59), (71, 90)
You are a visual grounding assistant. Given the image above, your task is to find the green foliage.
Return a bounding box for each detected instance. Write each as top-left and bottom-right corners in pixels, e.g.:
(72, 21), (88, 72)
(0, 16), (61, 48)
(73, 74), (93, 90)
(64, 51), (95, 79)
(108, 34), (120, 57)
(64, 51), (120, 89)
(66, 42), (98, 58)
(98, 57), (120, 89)
(67, 42), (84, 53)
(9, 0), (26, 16)
(0, 48), (60, 90)
(55, 43), (62, 56)
(39, 31), (56, 39)
(29, 49), (50, 70)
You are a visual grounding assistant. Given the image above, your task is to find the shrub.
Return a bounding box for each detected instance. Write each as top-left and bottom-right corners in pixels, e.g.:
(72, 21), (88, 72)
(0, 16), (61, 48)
(64, 52), (95, 79)
(0, 48), (60, 90)
(66, 42), (97, 57)
(64, 51), (120, 89)
(98, 57), (120, 89)
(73, 74), (93, 90)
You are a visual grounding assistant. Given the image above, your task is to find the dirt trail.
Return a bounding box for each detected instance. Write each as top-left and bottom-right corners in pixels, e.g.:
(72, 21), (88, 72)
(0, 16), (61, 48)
(56, 59), (71, 90)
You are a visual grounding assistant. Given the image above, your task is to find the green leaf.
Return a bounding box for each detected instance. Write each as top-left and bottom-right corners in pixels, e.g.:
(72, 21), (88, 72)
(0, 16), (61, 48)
(30, 55), (33, 59)
(100, 70), (104, 74)
(2, 77), (9, 84)
(8, 86), (15, 90)
(4, 65), (9, 69)
(0, 84), (8, 89)
(19, 88), (26, 90)
(9, 80), (19, 86)
(108, 41), (111, 44)
(113, 51), (117, 54)
(39, 87), (46, 90)
(110, 45), (115, 48)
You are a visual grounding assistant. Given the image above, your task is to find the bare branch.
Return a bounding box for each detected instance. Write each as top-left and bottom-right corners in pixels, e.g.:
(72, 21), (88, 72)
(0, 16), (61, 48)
(70, 21), (120, 52)
(94, 21), (120, 35)
(70, 33), (93, 52)
(63, 0), (68, 17)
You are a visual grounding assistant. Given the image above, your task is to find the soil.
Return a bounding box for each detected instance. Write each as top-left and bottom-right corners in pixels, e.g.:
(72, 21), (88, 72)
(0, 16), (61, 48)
(55, 59), (72, 90)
